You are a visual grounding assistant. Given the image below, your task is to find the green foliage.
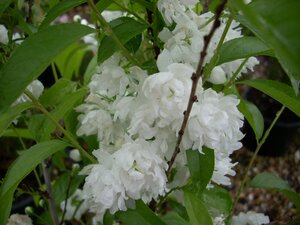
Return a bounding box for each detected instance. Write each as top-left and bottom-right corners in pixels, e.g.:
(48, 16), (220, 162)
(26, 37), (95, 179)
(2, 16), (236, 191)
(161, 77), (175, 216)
(231, 0), (300, 92)
(0, 23), (94, 112)
(116, 201), (167, 225)
(217, 37), (273, 65)
(40, 0), (87, 29)
(240, 79), (300, 118)
(162, 212), (189, 225)
(0, 102), (34, 137)
(0, 140), (69, 225)
(250, 172), (300, 211)
(186, 147), (214, 193)
(98, 17), (148, 63)
(184, 191), (213, 225)
(238, 99), (264, 142)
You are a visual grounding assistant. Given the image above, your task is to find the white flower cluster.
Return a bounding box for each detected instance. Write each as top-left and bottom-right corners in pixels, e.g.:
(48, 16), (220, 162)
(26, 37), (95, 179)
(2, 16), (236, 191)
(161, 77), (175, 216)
(74, 0), (251, 222)
(157, 5), (258, 84)
(231, 211), (270, 225)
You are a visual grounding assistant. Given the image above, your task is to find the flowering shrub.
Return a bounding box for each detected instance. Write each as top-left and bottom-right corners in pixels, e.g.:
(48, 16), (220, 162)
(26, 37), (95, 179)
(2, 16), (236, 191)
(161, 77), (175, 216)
(0, 0), (300, 225)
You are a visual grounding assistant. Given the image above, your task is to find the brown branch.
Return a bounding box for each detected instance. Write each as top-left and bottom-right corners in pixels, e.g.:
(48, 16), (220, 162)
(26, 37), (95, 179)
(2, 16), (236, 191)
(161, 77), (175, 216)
(166, 0), (228, 174)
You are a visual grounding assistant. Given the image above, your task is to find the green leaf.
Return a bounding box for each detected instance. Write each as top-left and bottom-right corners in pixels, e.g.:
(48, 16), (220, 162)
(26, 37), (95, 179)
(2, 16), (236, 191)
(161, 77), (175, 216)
(217, 37), (273, 65)
(116, 201), (166, 225)
(39, 78), (77, 107)
(162, 212), (189, 225)
(131, 0), (154, 11)
(0, 187), (15, 225)
(203, 187), (233, 217)
(98, 17), (148, 63)
(54, 42), (89, 80)
(239, 79), (300, 118)
(186, 147), (214, 193)
(0, 23), (94, 112)
(117, 210), (150, 225)
(231, 0), (300, 93)
(0, 0), (13, 16)
(250, 172), (300, 211)
(0, 102), (34, 137)
(0, 140), (69, 225)
(238, 99), (264, 142)
(40, 0), (87, 29)
(40, 88), (86, 141)
(96, 0), (113, 12)
(52, 173), (84, 205)
(184, 191), (213, 225)
(1, 128), (34, 140)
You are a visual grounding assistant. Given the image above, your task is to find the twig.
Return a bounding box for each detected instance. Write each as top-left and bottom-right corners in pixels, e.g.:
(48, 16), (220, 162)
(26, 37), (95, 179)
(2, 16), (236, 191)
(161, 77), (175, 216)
(166, 0), (228, 174)
(42, 159), (60, 225)
(24, 90), (96, 163)
(60, 175), (73, 224)
(231, 105), (285, 217)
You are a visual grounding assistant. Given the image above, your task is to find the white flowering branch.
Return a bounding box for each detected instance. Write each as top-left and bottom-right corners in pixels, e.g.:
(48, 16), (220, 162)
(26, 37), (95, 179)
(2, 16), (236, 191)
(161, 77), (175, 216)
(167, 0), (228, 174)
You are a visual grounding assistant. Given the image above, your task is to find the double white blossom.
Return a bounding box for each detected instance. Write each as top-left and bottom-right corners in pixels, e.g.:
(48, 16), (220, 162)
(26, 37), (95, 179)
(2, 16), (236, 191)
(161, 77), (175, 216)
(0, 24), (9, 44)
(157, 10), (258, 84)
(80, 139), (168, 218)
(7, 214), (32, 225)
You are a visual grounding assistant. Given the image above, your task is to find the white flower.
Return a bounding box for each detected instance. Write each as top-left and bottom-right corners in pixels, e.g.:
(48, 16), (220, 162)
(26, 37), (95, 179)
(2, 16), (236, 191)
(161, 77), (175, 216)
(14, 80), (44, 105)
(60, 189), (89, 220)
(231, 211), (270, 225)
(7, 214), (32, 225)
(208, 66), (227, 84)
(157, 11), (259, 81)
(80, 139), (168, 219)
(102, 10), (123, 22)
(157, 0), (197, 25)
(0, 24), (9, 45)
(76, 103), (115, 144)
(212, 153), (237, 186)
(183, 89), (244, 154)
(70, 149), (81, 162)
(213, 214), (226, 225)
(129, 63), (195, 138)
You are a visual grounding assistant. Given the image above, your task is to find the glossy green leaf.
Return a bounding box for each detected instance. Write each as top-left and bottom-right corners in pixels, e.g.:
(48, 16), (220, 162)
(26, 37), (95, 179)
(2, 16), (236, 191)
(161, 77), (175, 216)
(117, 210), (150, 225)
(131, 0), (154, 11)
(40, 0), (86, 29)
(39, 78), (77, 107)
(162, 212), (189, 225)
(217, 37), (273, 65)
(231, 0), (300, 92)
(250, 172), (300, 211)
(40, 88), (86, 141)
(238, 99), (264, 142)
(186, 147), (214, 192)
(0, 187), (15, 225)
(239, 79), (300, 118)
(117, 201), (166, 225)
(54, 42), (89, 80)
(96, 0), (114, 12)
(203, 186), (233, 216)
(135, 200), (167, 225)
(0, 102), (34, 137)
(98, 17), (148, 63)
(0, 140), (69, 225)
(184, 191), (213, 225)
(0, 23), (94, 112)
(1, 128), (34, 140)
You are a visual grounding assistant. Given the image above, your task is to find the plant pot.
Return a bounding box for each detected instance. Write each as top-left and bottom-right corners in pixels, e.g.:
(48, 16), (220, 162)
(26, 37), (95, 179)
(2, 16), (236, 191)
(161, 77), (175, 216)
(242, 88), (300, 156)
